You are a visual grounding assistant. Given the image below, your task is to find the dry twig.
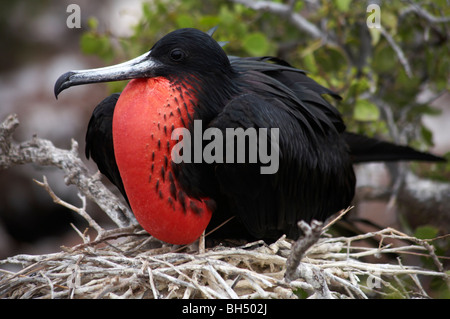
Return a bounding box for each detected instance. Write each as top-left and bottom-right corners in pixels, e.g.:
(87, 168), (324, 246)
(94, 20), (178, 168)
(0, 114), (136, 228)
(285, 220), (323, 282)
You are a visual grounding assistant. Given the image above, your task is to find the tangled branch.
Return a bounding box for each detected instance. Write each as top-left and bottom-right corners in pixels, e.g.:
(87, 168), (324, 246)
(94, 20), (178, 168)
(0, 114), (137, 229)
(230, 0), (334, 43)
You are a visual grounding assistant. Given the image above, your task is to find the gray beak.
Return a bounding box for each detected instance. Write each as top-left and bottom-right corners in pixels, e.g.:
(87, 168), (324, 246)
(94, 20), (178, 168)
(54, 51), (159, 98)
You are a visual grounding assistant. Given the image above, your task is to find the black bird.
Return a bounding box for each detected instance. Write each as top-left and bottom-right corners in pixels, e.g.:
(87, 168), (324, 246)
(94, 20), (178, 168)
(55, 28), (444, 244)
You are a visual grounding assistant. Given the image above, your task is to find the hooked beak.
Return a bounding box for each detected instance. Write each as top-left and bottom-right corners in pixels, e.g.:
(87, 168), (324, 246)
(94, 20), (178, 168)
(54, 51), (159, 98)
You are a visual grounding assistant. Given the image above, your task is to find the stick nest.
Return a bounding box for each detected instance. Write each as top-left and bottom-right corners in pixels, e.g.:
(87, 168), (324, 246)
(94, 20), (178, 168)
(1, 222), (448, 299)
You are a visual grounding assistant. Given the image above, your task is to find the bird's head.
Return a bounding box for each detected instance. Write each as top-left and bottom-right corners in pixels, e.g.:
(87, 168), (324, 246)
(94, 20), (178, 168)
(54, 28), (233, 98)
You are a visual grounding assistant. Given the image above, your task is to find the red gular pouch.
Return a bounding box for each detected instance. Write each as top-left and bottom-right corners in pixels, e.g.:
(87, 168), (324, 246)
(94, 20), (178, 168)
(113, 77), (212, 245)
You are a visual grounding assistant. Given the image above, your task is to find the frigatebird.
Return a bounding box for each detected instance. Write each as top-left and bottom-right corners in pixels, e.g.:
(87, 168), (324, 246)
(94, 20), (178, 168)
(55, 28), (444, 244)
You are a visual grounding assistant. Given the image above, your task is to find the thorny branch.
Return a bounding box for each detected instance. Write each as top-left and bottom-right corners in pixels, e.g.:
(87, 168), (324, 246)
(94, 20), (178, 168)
(379, 27), (413, 78)
(400, 4), (450, 24)
(230, 0), (334, 44)
(34, 176), (105, 238)
(0, 114), (137, 229)
(284, 220), (323, 283)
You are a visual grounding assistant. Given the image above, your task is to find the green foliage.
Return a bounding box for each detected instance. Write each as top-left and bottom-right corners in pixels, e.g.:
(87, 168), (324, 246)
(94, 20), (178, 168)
(242, 32), (272, 56)
(412, 225), (450, 298)
(353, 99), (380, 122)
(414, 225), (439, 240)
(334, 0), (352, 13)
(292, 287), (309, 299)
(80, 17), (115, 62)
(79, 0), (450, 164)
(411, 152), (450, 181)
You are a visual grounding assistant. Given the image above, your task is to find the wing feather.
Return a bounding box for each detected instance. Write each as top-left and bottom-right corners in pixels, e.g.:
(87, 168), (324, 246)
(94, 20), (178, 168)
(85, 93), (129, 204)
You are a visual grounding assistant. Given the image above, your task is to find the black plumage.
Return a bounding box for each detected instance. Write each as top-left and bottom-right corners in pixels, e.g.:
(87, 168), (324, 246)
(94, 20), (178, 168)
(85, 93), (129, 205)
(56, 28), (444, 242)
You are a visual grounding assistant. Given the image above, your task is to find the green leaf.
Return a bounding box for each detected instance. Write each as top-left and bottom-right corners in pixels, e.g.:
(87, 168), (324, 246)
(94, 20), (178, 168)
(218, 5), (235, 26)
(414, 225), (439, 240)
(294, 1), (304, 11)
(142, 2), (152, 20)
(80, 32), (113, 61)
(87, 17), (98, 30)
(335, 0), (352, 12)
(421, 126), (434, 147)
(242, 32), (270, 56)
(302, 53), (318, 74)
(372, 45), (397, 73)
(80, 32), (100, 54)
(353, 99), (380, 121)
(175, 14), (195, 29)
(382, 11), (398, 32)
(369, 28), (381, 46)
(293, 288), (309, 299)
(300, 39), (323, 57)
(199, 15), (221, 29)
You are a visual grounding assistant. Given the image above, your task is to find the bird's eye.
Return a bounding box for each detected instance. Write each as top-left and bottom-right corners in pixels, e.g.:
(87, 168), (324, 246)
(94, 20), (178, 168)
(170, 49), (186, 62)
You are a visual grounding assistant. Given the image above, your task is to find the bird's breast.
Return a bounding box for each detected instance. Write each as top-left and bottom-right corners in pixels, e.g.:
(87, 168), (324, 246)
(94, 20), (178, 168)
(112, 77), (212, 244)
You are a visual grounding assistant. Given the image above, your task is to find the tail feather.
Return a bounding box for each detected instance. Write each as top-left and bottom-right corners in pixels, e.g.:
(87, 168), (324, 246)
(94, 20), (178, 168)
(344, 132), (446, 163)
